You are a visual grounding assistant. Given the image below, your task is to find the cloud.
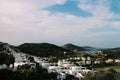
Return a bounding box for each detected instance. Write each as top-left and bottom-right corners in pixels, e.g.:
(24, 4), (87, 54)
(78, 0), (115, 18)
(0, 0), (120, 47)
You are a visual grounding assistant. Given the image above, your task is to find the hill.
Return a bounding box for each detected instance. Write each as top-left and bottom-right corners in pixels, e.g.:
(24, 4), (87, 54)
(18, 43), (71, 57)
(62, 43), (86, 53)
(103, 47), (120, 53)
(82, 46), (101, 51)
(62, 43), (101, 53)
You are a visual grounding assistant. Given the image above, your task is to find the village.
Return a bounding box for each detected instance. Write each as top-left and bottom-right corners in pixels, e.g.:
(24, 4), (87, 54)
(0, 42), (120, 80)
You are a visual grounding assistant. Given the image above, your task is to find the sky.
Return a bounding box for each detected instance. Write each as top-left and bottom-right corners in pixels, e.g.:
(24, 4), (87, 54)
(0, 0), (120, 48)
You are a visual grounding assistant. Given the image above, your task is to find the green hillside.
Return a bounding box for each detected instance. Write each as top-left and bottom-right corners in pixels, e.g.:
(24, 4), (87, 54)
(62, 43), (86, 52)
(18, 43), (71, 57)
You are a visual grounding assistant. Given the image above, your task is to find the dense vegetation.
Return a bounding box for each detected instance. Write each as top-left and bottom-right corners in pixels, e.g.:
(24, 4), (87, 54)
(18, 43), (73, 57)
(0, 65), (79, 80)
(84, 69), (120, 80)
(0, 53), (15, 66)
(0, 65), (58, 80)
(1, 68), (120, 80)
(103, 48), (120, 59)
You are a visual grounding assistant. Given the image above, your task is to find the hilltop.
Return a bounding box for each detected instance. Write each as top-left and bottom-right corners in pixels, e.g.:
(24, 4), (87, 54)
(62, 43), (100, 53)
(18, 43), (72, 57)
(62, 43), (86, 53)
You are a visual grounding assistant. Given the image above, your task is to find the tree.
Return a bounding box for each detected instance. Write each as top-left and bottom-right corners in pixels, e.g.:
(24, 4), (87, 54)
(7, 54), (15, 68)
(0, 69), (15, 80)
(84, 69), (118, 80)
(0, 54), (15, 67)
(28, 56), (34, 62)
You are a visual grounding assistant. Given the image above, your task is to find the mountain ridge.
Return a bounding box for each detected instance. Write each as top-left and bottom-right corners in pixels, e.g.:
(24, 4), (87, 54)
(18, 43), (72, 57)
(62, 43), (86, 53)
(62, 43), (102, 53)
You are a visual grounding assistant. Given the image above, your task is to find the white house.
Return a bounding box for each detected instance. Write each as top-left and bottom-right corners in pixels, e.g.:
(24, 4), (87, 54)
(41, 62), (50, 68)
(58, 60), (73, 68)
(57, 72), (66, 80)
